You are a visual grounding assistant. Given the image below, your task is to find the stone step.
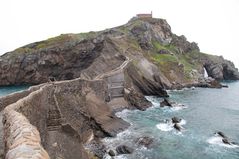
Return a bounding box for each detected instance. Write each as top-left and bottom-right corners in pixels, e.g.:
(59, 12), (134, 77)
(110, 86), (124, 89)
(47, 125), (61, 131)
(111, 94), (124, 98)
(47, 118), (62, 124)
(47, 109), (62, 131)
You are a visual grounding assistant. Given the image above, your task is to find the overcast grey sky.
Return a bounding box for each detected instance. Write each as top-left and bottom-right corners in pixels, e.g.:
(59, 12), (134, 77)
(0, 0), (238, 68)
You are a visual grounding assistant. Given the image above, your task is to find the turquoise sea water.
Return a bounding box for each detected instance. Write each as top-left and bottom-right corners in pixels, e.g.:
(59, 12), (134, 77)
(103, 81), (239, 159)
(0, 85), (30, 97)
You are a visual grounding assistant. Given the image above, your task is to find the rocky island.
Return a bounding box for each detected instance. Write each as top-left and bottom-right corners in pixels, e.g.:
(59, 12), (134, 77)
(0, 15), (239, 159)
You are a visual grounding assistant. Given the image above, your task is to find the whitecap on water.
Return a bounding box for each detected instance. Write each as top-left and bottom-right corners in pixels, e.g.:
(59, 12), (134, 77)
(170, 105), (187, 111)
(145, 96), (160, 107)
(179, 119), (187, 125)
(207, 136), (239, 148)
(115, 109), (131, 118)
(156, 123), (174, 131)
(156, 119), (187, 132)
(104, 154), (128, 159)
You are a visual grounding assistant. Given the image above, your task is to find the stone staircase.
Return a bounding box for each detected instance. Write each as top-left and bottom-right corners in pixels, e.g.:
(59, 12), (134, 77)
(107, 73), (124, 100)
(47, 109), (62, 131)
(109, 82), (124, 98)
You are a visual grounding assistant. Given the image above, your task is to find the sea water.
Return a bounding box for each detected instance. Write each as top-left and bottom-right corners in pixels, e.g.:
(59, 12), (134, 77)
(0, 85), (30, 97)
(103, 81), (239, 159)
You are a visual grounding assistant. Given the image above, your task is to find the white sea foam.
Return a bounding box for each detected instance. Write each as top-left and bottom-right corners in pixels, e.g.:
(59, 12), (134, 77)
(207, 136), (239, 148)
(156, 119), (186, 132)
(170, 105), (187, 111)
(115, 109), (131, 118)
(145, 96), (160, 107)
(104, 154), (128, 159)
(179, 119), (187, 125)
(156, 123), (174, 131)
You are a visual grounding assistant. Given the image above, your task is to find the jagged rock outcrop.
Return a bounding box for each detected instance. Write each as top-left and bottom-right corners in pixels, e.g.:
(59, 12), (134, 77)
(203, 57), (239, 80)
(171, 35), (200, 53)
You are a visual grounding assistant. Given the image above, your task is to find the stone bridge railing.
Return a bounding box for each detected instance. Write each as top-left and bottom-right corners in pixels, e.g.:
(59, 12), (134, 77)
(2, 85), (50, 159)
(3, 109), (50, 159)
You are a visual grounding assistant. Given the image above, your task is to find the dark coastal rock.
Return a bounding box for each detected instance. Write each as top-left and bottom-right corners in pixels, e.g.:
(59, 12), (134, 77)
(173, 123), (182, 131)
(86, 140), (107, 158)
(214, 131), (238, 145)
(160, 98), (173, 107)
(108, 150), (116, 156)
(125, 89), (152, 111)
(216, 131), (228, 139)
(136, 136), (154, 148)
(208, 79), (223, 88)
(222, 138), (231, 145)
(116, 145), (134, 154)
(172, 117), (182, 123)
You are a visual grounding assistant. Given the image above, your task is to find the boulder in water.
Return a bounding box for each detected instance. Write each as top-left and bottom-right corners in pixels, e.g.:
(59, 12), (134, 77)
(116, 145), (134, 154)
(216, 131), (228, 139)
(160, 98), (173, 107)
(173, 123), (182, 131)
(172, 117), (182, 123)
(222, 138), (231, 145)
(108, 149), (116, 156)
(136, 136), (154, 148)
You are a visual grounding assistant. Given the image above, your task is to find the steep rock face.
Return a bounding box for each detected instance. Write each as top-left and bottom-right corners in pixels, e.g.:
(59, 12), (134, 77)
(125, 62), (168, 97)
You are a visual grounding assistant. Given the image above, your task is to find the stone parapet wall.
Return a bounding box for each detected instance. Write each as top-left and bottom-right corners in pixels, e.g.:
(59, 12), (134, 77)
(2, 84), (50, 159)
(3, 109), (50, 159)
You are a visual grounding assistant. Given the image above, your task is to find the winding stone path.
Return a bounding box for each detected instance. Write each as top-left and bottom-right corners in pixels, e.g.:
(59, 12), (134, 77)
(94, 56), (130, 80)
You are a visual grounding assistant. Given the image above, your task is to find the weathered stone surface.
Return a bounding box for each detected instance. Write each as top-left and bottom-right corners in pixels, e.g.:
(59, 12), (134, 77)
(3, 110), (49, 159)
